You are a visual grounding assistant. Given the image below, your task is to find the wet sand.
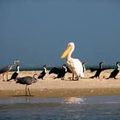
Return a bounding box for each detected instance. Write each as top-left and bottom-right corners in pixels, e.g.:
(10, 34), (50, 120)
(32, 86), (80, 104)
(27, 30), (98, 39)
(0, 70), (120, 97)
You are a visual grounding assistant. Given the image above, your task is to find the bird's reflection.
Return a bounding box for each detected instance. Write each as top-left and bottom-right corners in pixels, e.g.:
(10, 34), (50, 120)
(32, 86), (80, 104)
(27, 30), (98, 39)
(25, 97), (31, 103)
(64, 97), (85, 104)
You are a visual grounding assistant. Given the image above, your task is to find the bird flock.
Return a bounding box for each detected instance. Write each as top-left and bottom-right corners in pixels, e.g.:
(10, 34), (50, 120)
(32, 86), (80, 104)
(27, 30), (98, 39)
(0, 42), (120, 96)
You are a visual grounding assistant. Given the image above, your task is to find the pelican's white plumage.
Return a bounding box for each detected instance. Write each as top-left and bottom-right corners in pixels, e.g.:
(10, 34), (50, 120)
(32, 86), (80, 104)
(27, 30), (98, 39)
(61, 42), (84, 80)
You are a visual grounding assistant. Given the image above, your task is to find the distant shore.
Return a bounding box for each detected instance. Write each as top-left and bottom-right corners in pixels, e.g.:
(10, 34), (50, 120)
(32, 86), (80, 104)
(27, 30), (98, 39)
(0, 70), (120, 98)
(10, 65), (115, 71)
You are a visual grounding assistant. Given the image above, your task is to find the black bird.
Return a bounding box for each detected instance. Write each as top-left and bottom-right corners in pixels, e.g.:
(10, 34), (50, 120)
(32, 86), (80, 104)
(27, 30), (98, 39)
(16, 74), (38, 96)
(49, 65), (67, 80)
(90, 62), (104, 78)
(7, 65), (20, 81)
(38, 65), (47, 80)
(0, 60), (19, 81)
(107, 62), (120, 79)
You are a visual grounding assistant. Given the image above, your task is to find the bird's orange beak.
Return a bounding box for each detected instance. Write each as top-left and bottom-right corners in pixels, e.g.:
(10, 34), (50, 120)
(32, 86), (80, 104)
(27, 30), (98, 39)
(61, 45), (72, 59)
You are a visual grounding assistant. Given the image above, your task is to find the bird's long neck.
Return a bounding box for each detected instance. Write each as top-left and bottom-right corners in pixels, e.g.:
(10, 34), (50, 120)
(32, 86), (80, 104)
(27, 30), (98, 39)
(9, 63), (16, 71)
(8, 65), (12, 70)
(43, 67), (47, 73)
(67, 46), (74, 60)
(16, 66), (20, 73)
(82, 63), (86, 72)
(62, 66), (67, 72)
(99, 63), (102, 69)
(117, 63), (120, 70)
(33, 74), (38, 80)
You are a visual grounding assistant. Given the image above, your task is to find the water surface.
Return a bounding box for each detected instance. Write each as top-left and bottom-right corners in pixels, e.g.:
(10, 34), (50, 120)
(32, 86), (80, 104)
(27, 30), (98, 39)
(0, 96), (120, 120)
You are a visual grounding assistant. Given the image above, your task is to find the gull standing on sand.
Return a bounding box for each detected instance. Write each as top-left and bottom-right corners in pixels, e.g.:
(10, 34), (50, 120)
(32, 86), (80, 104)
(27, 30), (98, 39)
(0, 59), (20, 81)
(61, 42), (84, 80)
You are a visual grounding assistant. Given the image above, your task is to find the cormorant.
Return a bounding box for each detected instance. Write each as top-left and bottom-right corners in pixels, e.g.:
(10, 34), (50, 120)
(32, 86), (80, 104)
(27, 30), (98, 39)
(90, 62), (104, 78)
(107, 62), (120, 79)
(38, 65), (47, 80)
(7, 65), (20, 81)
(49, 65), (67, 80)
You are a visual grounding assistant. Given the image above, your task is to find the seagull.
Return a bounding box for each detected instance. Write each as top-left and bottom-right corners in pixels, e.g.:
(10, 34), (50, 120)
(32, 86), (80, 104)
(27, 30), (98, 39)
(0, 60), (19, 81)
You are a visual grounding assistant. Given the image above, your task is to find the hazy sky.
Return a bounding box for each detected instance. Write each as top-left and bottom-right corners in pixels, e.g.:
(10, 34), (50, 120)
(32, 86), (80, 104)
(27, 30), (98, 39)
(0, 0), (120, 67)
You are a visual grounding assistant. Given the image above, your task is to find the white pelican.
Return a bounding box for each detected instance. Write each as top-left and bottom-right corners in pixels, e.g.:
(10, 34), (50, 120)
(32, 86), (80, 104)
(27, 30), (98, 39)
(61, 42), (84, 80)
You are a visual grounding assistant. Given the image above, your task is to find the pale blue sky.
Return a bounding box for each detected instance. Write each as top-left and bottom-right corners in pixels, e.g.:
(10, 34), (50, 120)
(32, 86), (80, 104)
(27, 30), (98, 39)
(0, 0), (120, 67)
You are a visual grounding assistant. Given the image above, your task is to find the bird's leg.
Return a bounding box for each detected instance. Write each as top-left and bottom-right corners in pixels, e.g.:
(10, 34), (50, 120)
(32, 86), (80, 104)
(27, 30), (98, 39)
(25, 85), (27, 96)
(68, 73), (74, 80)
(6, 72), (9, 81)
(3, 74), (5, 81)
(61, 77), (64, 80)
(28, 87), (31, 96)
(75, 76), (79, 81)
(53, 76), (57, 79)
(72, 73), (74, 80)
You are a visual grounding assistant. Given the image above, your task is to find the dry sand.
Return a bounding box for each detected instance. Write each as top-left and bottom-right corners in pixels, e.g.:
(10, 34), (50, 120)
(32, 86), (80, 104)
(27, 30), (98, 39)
(0, 70), (120, 98)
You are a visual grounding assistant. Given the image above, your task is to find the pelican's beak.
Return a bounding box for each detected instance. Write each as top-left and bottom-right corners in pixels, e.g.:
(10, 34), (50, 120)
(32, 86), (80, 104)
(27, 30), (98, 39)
(61, 45), (72, 59)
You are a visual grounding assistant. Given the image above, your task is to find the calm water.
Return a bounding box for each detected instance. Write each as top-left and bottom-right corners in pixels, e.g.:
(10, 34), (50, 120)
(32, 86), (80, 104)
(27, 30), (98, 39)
(0, 96), (120, 120)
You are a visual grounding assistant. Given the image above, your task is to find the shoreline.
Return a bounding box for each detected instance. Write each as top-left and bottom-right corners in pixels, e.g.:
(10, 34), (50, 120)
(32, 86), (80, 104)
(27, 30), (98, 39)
(0, 88), (120, 98)
(0, 70), (120, 98)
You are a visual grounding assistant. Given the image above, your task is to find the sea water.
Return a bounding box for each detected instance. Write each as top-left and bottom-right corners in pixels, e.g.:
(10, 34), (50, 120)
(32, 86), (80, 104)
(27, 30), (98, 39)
(0, 96), (120, 120)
